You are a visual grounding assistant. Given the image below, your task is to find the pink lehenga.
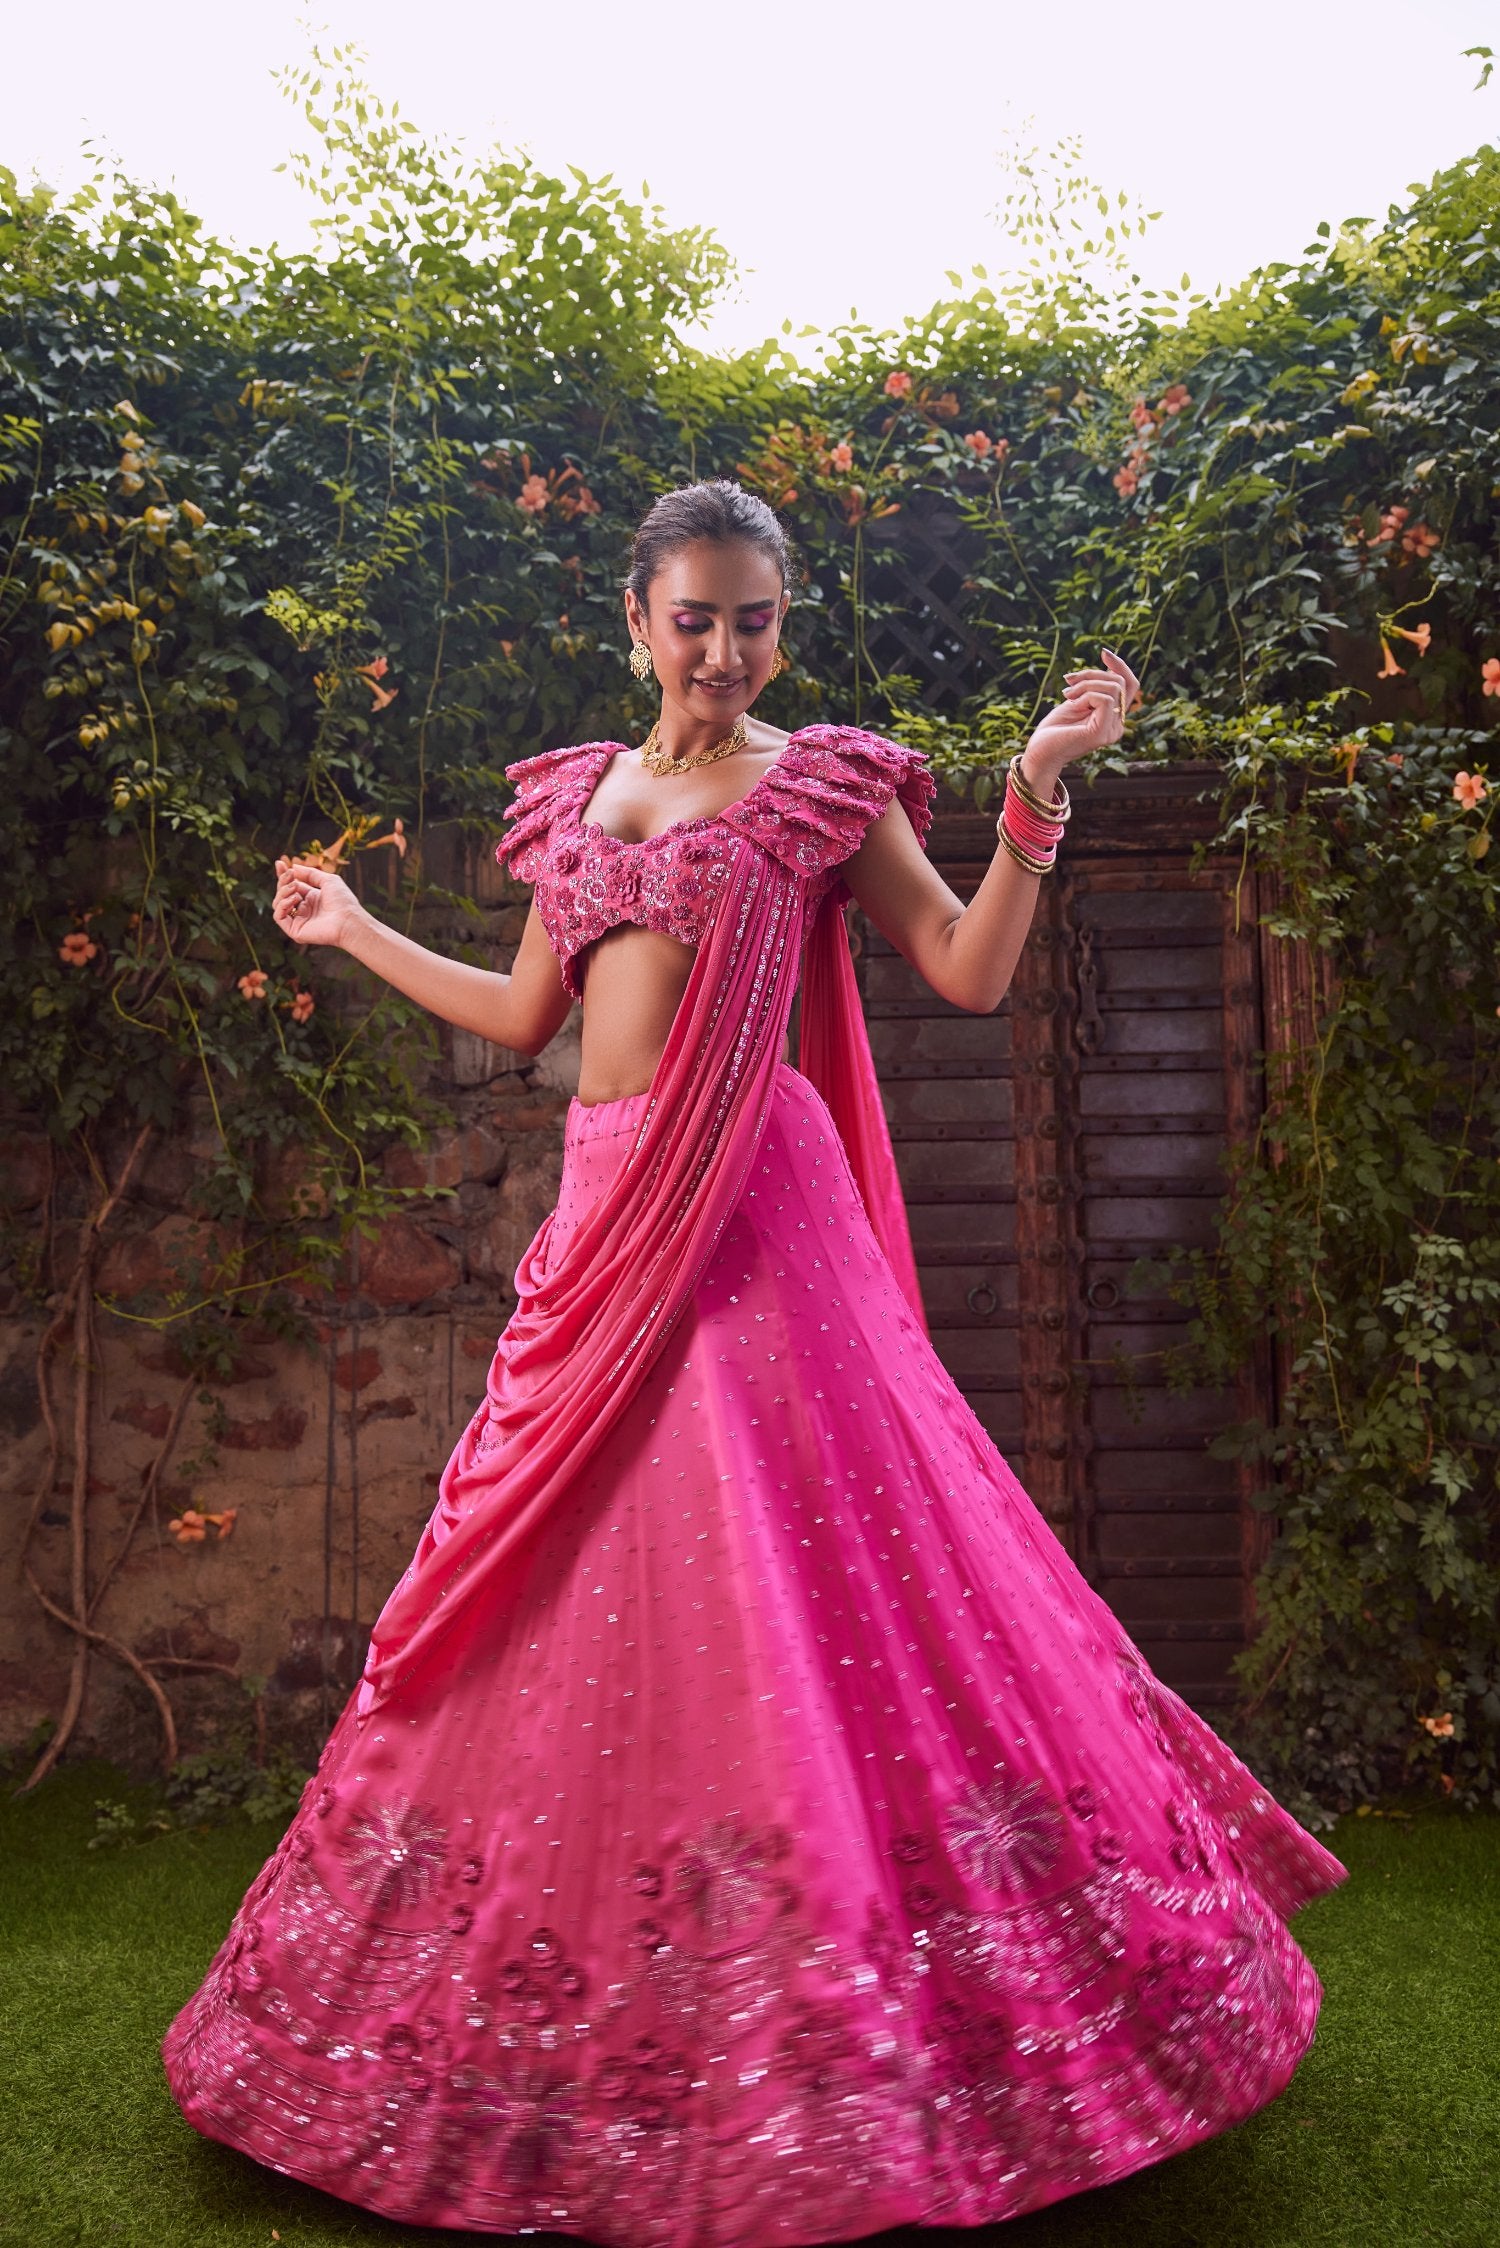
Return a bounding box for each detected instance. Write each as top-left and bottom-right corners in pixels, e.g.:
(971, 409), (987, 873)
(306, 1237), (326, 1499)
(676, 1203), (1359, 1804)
(163, 726), (1347, 2243)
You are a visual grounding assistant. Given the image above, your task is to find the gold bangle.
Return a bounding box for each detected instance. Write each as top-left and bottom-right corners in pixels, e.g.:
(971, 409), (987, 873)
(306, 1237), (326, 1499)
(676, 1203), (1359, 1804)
(1008, 754), (1072, 823)
(995, 819), (1056, 876)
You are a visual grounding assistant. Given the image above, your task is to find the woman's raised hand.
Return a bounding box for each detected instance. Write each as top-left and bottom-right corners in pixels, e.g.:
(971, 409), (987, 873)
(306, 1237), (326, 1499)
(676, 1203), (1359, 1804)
(272, 857), (361, 950)
(1024, 648), (1142, 769)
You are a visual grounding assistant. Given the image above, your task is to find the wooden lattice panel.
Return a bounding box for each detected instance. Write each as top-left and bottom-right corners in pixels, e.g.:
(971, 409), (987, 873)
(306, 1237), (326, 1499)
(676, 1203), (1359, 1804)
(857, 764), (1274, 1716)
(861, 505), (990, 709)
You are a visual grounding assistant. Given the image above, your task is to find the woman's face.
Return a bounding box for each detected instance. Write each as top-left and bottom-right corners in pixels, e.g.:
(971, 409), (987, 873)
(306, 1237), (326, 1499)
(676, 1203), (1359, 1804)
(624, 538), (788, 728)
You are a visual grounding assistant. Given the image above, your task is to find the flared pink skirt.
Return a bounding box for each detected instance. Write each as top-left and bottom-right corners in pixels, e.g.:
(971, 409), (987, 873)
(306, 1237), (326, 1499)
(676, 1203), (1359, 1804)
(163, 1061), (1347, 2244)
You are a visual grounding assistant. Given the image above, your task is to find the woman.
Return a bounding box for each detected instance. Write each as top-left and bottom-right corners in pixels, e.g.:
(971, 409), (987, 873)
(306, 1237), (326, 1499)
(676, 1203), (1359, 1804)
(163, 481), (1346, 2241)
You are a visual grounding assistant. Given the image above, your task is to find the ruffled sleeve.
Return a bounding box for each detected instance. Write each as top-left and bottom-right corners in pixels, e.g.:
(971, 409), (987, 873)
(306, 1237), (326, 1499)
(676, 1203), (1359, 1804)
(724, 723), (936, 882)
(493, 743), (612, 883)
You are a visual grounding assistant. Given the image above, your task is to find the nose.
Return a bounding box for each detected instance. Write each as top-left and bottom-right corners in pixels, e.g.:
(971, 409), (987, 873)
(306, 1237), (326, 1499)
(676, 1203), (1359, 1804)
(702, 623), (741, 676)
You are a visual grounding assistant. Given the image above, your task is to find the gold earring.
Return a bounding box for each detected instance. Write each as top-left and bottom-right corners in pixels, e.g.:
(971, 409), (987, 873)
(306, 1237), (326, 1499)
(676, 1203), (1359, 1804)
(768, 645), (787, 682)
(629, 641), (654, 683)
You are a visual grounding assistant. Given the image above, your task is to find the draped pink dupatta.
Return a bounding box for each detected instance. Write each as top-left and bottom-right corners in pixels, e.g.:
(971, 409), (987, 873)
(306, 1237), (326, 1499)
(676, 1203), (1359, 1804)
(357, 823), (927, 1720)
(798, 882), (929, 1335)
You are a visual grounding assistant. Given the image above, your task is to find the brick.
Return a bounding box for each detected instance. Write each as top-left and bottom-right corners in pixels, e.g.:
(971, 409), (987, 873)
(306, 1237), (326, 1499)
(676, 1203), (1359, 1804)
(138, 1341), (273, 1385)
(385, 1124), (508, 1193)
(136, 1610), (241, 1668)
(469, 1153), (561, 1283)
(357, 1393), (416, 1425)
(487, 1095), (572, 1133)
(360, 1216), (462, 1308)
(111, 1393), (172, 1439)
(96, 1215), (238, 1301)
(0, 1134), (51, 1211)
(260, 1144), (331, 1220)
(136, 1137), (201, 1212)
(332, 1346), (382, 1393)
(450, 1029), (533, 1089)
(220, 1403), (308, 1452)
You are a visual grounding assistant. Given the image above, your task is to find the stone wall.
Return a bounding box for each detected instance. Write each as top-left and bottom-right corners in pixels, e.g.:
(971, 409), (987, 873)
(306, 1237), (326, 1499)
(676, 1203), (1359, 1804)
(0, 834), (622, 1773)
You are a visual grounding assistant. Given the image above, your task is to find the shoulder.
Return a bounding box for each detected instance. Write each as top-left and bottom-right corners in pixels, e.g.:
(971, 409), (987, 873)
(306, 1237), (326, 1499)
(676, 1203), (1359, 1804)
(725, 722), (935, 878)
(493, 741), (617, 877)
(501, 739), (616, 800)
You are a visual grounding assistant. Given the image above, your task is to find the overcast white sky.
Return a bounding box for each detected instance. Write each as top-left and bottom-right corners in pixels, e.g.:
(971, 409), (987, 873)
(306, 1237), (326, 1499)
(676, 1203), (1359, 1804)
(7, 0), (1497, 352)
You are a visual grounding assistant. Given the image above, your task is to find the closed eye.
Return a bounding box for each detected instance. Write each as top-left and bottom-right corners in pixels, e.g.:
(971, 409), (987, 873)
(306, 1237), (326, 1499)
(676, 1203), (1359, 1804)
(671, 616), (772, 635)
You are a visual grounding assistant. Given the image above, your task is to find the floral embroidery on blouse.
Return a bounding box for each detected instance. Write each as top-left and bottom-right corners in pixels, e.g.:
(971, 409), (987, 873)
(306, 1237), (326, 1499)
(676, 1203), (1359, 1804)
(492, 725), (936, 1002)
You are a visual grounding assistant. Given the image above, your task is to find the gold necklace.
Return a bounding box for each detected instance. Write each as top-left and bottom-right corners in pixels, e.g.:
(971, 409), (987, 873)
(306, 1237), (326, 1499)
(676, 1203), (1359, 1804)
(638, 713), (748, 776)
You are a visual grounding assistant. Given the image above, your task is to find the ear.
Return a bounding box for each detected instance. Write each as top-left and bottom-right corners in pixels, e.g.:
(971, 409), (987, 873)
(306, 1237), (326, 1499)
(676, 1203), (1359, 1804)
(624, 588), (646, 638)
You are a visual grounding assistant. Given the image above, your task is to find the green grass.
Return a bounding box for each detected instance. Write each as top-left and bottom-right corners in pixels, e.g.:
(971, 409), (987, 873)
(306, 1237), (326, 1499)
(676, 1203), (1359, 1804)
(1, 1762), (1496, 2248)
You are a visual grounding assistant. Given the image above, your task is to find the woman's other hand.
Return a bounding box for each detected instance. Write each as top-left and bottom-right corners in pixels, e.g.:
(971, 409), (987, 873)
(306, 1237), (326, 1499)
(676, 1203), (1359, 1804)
(1022, 648), (1142, 774)
(272, 857), (362, 949)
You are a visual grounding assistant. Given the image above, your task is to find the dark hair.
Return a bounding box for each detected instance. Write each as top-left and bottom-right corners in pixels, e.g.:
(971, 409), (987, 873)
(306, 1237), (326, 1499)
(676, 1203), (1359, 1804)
(625, 478), (797, 607)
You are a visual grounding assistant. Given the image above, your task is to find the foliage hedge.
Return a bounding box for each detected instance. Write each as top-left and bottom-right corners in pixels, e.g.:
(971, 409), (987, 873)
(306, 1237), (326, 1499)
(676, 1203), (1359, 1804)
(2, 55), (1496, 1817)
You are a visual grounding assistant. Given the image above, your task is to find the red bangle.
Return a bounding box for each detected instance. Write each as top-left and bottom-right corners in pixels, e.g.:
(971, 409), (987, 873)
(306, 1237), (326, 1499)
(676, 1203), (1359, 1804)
(998, 802), (1058, 866)
(1003, 796), (1064, 851)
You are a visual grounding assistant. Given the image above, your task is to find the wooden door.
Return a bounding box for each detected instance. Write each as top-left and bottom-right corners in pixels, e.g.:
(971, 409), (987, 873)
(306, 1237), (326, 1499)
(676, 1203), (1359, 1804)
(860, 771), (1269, 1716)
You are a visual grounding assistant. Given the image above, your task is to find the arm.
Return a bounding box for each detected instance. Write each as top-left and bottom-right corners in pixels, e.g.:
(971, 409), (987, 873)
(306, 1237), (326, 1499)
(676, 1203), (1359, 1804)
(842, 650), (1139, 1015)
(271, 858), (575, 1057)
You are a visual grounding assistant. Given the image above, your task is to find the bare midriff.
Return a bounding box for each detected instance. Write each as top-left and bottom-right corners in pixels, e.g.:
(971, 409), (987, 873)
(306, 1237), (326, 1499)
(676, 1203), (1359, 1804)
(573, 923), (699, 1107)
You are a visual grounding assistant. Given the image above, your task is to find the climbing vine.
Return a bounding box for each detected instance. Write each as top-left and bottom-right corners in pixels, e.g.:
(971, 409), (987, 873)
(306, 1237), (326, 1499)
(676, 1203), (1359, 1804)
(2, 58), (1496, 1806)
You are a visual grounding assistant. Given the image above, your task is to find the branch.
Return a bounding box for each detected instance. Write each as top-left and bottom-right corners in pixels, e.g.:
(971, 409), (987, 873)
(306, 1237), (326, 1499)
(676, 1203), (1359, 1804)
(88, 1374), (197, 1624)
(23, 1568), (179, 1776)
(20, 1120), (158, 1790)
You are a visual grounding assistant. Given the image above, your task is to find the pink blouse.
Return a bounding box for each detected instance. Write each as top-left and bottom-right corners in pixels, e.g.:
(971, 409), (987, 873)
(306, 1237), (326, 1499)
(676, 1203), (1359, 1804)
(494, 723), (936, 1001)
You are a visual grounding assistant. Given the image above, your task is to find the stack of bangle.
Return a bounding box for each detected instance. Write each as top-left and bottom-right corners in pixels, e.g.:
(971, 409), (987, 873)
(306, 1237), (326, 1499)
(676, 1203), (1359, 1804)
(996, 753), (1071, 875)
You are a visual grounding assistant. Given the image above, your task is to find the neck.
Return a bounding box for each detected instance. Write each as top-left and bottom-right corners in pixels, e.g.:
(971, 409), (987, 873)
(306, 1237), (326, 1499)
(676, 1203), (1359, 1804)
(649, 703), (750, 764)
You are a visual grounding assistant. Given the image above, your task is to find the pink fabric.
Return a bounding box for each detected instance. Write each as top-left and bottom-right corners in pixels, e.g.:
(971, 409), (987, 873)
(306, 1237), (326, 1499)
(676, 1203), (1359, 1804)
(493, 724), (936, 1003)
(162, 742), (1349, 2243)
(355, 835), (806, 1717)
(797, 883), (929, 1337)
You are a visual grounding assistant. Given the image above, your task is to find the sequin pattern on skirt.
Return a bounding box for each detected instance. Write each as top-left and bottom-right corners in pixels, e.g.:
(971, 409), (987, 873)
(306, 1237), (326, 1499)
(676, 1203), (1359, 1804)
(162, 1062), (1346, 2247)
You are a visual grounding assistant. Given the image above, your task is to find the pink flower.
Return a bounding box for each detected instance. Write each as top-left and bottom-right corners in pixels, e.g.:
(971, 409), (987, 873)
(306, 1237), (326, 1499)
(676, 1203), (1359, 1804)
(290, 988), (316, 1023)
(964, 429), (993, 457)
(237, 969), (268, 1001)
(883, 370), (913, 399)
(1376, 639), (1405, 680)
(1402, 521), (1440, 560)
(1112, 466), (1139, 497)
(1421, 1711), (1455, 1739)
(516, 475), (549, 515)
(829, 441), (854, 471)
(1385, 752), (1405, 767)
(1453, 770), (1489, 811)
(1130, 397), (1156, 432)
(1482, 657), (1500, 697)
(355, 655), (389, 681)
(1370, 503), (1409, 547)
(1158, 384), (1191, 414)
(168, 1508), (208, 1545)
(1391, 622), (1432, 655)
(59, 930), (98, 967)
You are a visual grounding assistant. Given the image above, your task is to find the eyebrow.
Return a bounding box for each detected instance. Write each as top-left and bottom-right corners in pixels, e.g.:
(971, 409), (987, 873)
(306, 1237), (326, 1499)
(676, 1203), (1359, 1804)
(667, 597), (778, 614)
